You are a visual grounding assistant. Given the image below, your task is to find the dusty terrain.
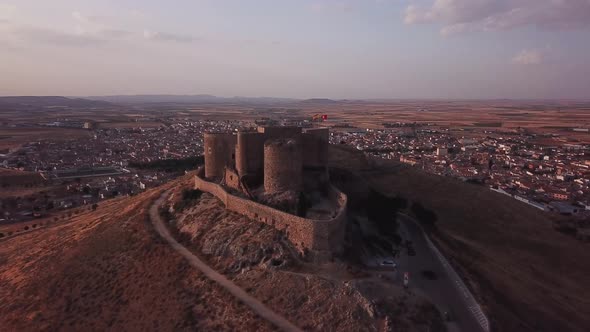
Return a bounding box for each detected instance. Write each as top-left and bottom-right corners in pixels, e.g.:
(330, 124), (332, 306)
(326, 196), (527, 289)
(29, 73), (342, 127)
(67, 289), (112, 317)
(0, 173), (445, 331)
(2, 145), (589, 331)
(0, 176), (273, 331)
(169, 188), (445, 332)
(330, 145), (590, 332)
(3, 98), (590, 144)
(0, 128), (91, 150)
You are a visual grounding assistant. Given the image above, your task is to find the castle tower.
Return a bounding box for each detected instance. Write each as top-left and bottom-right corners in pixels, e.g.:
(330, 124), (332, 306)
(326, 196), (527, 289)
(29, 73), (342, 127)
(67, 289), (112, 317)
(264, 139), (303, 193)
(204, 133), (236, 179)
(302, 127), (329, 168)
(236, 131), (266, 178)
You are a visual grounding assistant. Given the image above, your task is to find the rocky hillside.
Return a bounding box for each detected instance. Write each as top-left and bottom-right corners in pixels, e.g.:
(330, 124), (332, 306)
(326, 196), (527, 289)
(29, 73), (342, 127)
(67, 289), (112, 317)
(168, 188), (445, 332)
(330, 144), (590, 332)
(0, 177), (271, 331)
(0, 173), (445, 331)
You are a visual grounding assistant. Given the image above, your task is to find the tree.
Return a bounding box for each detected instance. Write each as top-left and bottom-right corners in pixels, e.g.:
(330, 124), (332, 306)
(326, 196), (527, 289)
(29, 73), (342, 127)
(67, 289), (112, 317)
(296, 192), (310, 217)
(411, 202), (438, 227)
(366, 189), (405, 235)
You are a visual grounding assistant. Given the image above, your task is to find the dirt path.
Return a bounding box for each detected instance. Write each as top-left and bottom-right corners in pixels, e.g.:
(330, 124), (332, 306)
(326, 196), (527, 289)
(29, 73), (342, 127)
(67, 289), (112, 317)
(149, 191), (303, 332)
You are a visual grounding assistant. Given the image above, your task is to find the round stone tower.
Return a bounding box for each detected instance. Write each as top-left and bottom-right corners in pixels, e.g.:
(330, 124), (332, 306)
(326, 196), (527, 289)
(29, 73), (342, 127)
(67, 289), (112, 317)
(264, 139), (302, 193)
(204, 132), (236, 179)
(236, 131), (266, 178)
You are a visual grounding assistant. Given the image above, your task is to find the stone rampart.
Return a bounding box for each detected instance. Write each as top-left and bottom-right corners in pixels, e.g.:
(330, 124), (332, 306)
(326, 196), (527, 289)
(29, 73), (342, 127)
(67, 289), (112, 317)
(195, 168), (346, 260)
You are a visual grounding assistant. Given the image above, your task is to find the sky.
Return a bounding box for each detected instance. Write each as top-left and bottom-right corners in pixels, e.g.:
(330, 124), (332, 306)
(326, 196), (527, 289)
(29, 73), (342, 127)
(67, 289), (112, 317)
(1, 0), (589, 99)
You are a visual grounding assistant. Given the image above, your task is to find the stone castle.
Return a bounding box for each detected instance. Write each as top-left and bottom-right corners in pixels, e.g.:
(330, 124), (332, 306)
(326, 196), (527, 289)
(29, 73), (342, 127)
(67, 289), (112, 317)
(195, 126), (347, 260)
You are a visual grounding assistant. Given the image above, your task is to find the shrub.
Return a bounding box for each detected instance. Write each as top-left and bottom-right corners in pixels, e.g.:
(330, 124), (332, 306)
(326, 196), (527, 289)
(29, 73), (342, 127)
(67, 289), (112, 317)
(182, 189), (203, 201)
(411, 202), (438, 227)
(175, 189), (203, 212)
(296, 192), (310, 217)
(366, 189), (406, 235)
(159, 206), (173, 222)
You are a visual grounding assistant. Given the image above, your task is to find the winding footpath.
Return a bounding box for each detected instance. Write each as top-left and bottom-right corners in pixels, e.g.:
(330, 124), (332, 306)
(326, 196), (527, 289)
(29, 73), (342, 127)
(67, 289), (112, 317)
(149, 191), (303, 332)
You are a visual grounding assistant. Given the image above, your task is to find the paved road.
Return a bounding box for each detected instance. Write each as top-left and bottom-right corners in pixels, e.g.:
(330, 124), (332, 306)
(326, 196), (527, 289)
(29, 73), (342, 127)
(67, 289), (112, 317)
(395, 214), (485, 332)
(149, 191), (303, 332)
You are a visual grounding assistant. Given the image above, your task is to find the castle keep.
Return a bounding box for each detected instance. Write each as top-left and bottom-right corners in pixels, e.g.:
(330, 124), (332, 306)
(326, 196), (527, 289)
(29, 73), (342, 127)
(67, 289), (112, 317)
(195, 126), (346, 260)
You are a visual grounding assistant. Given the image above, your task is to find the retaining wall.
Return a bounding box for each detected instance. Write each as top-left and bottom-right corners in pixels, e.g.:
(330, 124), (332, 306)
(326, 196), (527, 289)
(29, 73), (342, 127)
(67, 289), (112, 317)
(194, 168), (347, 260)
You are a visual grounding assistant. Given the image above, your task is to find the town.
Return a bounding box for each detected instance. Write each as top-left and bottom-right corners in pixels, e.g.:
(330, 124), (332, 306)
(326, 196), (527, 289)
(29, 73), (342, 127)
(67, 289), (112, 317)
(331, 124), (590, 216)
(2, 114), (590, 225)
(0, 120), (243, 223)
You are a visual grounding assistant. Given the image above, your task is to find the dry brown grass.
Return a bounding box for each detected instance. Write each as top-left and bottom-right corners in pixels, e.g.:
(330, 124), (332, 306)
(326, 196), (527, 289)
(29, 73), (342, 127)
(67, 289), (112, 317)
(0, 128), (91, 150)
(0, 175), (272, 331)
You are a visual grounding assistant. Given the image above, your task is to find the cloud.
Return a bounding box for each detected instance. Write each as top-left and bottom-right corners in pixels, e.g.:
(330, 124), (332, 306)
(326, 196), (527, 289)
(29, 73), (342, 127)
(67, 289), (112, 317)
(143, 29), (195, 43)
(130, 9), (148, 20)
(0, 3), (16, 19)
(310, 1), (353, 14)
(72, 11), (89, 24)
(9, 24), (132, 47)
(512, 49), (543, 65)
(12, 26), (106, 46)
(100, 29), (133, 38)
(404, 0), (590, 35)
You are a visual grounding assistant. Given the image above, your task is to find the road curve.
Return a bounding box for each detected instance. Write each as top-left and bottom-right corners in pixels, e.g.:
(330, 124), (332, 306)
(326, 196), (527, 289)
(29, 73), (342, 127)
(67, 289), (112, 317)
(149, 191), (303, 332)
(397, 213), (489, 332)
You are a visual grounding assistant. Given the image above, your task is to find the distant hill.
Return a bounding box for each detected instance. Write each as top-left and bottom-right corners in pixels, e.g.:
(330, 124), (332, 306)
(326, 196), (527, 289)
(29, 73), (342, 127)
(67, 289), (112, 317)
(301, 98), (341, 104)
(87, 94), (298, 105)
(0, 96), (112, 109)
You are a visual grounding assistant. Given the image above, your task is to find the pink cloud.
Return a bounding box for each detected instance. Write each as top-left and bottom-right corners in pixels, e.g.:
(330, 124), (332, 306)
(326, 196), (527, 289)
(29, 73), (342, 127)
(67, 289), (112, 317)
(512, 49), (543, 65)
(404, 0), (590, 35)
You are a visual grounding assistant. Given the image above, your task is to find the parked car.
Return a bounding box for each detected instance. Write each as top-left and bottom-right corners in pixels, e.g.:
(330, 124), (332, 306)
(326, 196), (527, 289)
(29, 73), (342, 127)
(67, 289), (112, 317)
(380, 260), (397, 268)
(443, 310), (453, 322)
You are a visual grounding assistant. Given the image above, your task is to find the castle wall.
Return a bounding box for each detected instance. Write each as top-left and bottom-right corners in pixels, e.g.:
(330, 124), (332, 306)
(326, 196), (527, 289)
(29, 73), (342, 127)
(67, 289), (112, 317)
(235, 132), (266, 178)
(301, 128), (329, 168)
(195, 168), (346, 261)
(257, 126), (302, 140)
(195, 170), (229, 203)
(204, 133), (236, 179)
(264, 139), (303, 193)
(224, 167), (241, 191)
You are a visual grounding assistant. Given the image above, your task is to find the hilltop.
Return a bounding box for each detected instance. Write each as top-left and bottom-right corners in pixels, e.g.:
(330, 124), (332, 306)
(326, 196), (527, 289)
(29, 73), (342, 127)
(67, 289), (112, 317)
(3, 145), (588, 331)
(0, 172), (444, 331)
(0, 176), (272, 330)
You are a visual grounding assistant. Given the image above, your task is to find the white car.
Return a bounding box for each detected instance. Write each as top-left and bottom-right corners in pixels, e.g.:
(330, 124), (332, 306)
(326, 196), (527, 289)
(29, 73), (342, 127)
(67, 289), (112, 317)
(380, 260), (397, 268)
